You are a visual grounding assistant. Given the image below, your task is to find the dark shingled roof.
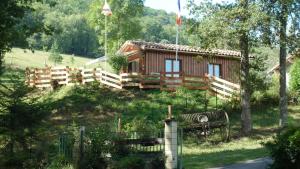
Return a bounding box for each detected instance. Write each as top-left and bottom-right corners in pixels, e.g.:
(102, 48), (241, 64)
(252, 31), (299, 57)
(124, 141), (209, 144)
(126, 40), (241, 58)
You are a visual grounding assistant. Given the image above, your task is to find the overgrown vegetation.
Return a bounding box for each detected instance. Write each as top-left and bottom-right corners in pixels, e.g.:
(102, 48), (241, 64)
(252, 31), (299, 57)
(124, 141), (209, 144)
(290, 59), (300, 92)
(108, 54), (128, 73)
(48, 42), (63, 66)
(265, 126), (300, 169)
(0, 72), (51, 168)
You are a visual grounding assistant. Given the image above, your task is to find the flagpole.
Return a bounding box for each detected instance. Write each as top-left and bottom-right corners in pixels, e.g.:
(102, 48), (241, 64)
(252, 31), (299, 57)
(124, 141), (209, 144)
(105, 13), (107, 70)
(175, 25), (179, 61)
(104, 0), (108, 70)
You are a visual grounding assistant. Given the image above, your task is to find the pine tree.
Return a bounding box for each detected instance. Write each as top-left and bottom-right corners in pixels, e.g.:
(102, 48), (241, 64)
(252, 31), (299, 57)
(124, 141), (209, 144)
(48, 41), (63, 66)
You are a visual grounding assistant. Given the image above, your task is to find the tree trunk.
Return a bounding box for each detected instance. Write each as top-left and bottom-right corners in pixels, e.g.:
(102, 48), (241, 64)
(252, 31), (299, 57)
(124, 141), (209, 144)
(239, 0), (252, 135)
(279, 2), (288, 127)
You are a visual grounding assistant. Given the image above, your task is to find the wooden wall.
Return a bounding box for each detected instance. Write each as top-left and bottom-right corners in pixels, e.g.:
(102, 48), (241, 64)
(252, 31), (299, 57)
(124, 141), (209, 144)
(144, 50), (240, 83)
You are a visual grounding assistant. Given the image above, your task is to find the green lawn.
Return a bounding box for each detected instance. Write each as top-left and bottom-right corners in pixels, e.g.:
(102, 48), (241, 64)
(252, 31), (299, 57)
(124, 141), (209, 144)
(4, 48), (107, 69)
(182, 105), (300, 169)
(183, 137), (270, 169)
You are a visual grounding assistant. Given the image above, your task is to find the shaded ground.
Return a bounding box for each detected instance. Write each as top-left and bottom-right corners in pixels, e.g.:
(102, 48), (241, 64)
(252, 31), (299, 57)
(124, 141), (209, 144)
(182, 104), (300, 169)
(209, 157), (273, 169)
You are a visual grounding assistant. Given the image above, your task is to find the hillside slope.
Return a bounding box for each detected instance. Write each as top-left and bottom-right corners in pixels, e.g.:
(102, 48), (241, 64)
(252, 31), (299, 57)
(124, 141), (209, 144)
(4, 48), (96, 69)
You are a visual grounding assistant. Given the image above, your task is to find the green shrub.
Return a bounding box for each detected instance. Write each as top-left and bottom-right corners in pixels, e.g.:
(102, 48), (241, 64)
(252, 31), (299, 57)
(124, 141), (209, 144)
(48, 41), (63, 65)
(148, 155), (165, 169)
(108, 54), (128, 73)
(290, 59), (300, 92)
(46, 155), (73, 169)
(251, 74), (279, 106)
(123, 117), (160, 139)
(249, 49), (270, 94)
(265, 126), (300, 169)
(79, 124), (112, 169)
(251, 90), (278, 106)
(113, 156), (145, 169)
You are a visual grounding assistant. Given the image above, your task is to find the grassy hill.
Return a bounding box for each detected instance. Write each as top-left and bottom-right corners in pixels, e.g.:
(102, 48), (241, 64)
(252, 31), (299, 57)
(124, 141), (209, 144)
(22, 83), (300, 169)
(4, 48), (100, 69)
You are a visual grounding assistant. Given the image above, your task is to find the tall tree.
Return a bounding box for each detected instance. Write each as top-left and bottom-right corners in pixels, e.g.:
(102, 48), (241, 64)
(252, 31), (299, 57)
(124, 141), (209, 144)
(187, 0), (263, 134)
(261, 0), (300, 127)
(0, 0), (33, 74)
(278, 1), (288, 127)
(25, 0), (99, 57)
(238, 0), (251, 134)
(88, 0), (145, 55)
(0, 74), (50, 168)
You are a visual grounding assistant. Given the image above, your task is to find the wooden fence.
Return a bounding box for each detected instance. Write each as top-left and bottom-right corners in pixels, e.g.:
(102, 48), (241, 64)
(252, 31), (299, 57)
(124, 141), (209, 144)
(207, 75), (240, 99)
(25, 67), (240, 99)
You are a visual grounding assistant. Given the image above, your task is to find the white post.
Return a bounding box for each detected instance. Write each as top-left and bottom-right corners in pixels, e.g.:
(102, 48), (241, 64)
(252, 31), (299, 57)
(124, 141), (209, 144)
(165, 105), (178, 169)
(175, 25), (179, 61)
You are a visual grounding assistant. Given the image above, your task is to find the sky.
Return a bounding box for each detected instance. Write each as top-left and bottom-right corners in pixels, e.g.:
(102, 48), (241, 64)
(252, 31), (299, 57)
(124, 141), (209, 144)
(145, 0), (233, 16)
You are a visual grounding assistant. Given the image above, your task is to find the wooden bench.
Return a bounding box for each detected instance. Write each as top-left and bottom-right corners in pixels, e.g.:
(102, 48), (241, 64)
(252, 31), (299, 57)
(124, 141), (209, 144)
(179, 110), (230, 141)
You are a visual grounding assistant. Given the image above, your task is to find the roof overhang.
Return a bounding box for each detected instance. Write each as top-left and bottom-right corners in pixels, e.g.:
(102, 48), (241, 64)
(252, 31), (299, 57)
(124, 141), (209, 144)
(142, 47), (242, 60)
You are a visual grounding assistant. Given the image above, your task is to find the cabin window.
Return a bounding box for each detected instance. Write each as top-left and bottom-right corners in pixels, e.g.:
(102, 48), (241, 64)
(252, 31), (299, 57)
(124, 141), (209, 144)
(165, 59), (181, 77)
(208, 63), (221, 77)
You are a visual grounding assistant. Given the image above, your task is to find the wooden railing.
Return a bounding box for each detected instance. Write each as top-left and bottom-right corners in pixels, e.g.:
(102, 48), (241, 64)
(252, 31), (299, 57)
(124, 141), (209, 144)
(100, 70), (122, 89)
(207, 75), (240, 99)
(140, 74), (161, 89)
(120, 73), (140, 87)
(25, 67), (240, 99)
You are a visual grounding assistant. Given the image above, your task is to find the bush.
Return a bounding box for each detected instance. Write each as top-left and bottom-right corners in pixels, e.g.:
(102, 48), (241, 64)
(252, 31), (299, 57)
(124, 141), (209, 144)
(248, 49), (270, 94)
(79, 124), (112, 169)
(113, 156), (145, 169)
(148, 155), (165, 169)
(48, 41), (63, 65)
(46, 155), (74, 169)
(250, 74), (279, 106)
(108, 54), (128, 73)
(265, 126), (300, 169)
(290, 59), (300, 92)
(123, 117), (159, 139)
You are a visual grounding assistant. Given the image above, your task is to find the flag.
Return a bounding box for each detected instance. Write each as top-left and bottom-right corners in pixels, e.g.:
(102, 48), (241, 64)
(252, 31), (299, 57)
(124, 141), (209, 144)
(176, 0), (182, 25)
(102, 1), (112, 16)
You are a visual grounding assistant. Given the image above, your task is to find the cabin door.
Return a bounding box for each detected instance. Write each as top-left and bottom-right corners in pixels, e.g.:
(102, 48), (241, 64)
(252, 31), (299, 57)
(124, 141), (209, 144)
(128, 61), (139, 73)
(165, 59), (181, 77)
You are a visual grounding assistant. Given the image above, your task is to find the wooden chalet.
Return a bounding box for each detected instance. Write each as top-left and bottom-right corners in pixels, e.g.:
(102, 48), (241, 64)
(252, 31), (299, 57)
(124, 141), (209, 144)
(119, 40), (241, 83)
(25, 41), (242, 99)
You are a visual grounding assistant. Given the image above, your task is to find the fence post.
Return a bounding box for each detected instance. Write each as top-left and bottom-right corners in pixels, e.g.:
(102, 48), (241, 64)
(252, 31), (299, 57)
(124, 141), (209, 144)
(165, 105), (177, 169)
(118, 116), (121, 133)
(25, 68), (30, 86)
(78, 126), (85, 169)
(99, 68), (102, 83)
(66, 66), (70, 85)
(93, 68), (97, 82)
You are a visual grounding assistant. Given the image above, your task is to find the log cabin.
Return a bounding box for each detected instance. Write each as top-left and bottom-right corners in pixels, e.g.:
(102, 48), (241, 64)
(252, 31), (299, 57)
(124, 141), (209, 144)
(119, 40), (241, 83)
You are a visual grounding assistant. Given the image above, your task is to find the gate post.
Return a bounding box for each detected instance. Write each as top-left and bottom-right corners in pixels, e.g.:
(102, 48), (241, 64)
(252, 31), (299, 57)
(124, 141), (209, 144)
(165, 105), (177, 169)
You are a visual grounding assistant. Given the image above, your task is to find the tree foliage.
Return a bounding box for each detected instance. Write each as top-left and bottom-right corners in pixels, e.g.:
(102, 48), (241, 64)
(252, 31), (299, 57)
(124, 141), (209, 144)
(290, 59), (300, 92)
(108, 54), (128, 73)
(48, 41), (63, 65)
(265, 126), (300, 169)
(0, 73), (50, 168)
(25, 0), (99, 57)
(88, 0), (145, 56)
(0, 0), (35, 74)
